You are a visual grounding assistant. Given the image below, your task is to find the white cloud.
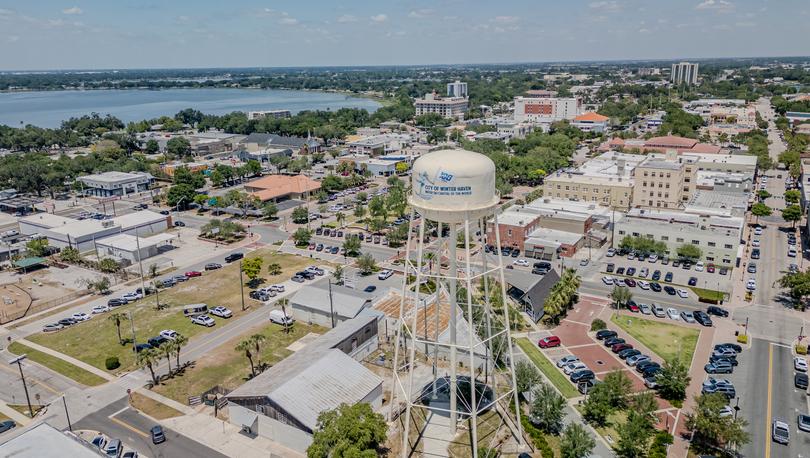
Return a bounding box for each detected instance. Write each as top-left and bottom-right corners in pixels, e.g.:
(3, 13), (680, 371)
(696, 0), (734, 11)
(408, 9), (434, 18)
(638, 27), (651, 33)
(62, 6), (82, 15)
(370, 14), (387, 23)
(278, 12), (298, 25)
(492, 16), (519, 24)
(6, 35), (19, 43)
(589, 1), (622, 12)
(336, 14), (357, 23)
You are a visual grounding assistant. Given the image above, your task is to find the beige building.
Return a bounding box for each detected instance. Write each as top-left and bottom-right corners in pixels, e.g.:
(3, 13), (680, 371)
(632, 151), (692, 209)
(542, 152), (643, 210)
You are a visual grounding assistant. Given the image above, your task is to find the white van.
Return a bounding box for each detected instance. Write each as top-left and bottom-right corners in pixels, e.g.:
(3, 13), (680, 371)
(269, 309), (294, 326)
(183, 303), (208, 316)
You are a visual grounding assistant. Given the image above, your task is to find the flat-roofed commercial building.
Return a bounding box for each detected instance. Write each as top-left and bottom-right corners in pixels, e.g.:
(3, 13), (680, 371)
(542, 151), (643, 210)
(414, 92), (469, 119)
(514, 93), (582, 123)
(632, 153), (690, 209)
(571, 112), (609, 133)
(244, 174), (321, 203)
(615, 208), (743, 265)
(77, 171), (153, 197)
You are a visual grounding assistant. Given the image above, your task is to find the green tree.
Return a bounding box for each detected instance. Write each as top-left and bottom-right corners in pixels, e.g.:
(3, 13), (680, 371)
(610, 286), (632, 312)
(166, 184), (197, 209)
(343, 235), (362, 257)
(108, 312), (128, 345)
(602, 369), (633, 409)
(98, 258), (121, 273)
(560, 423), (596, 458)
(59, 247), (81, 263)
(656, 356), (691, 402)
(235, 339), (257, 378)
(357, 253), (377, 275)
(529, 382), (566, 434)
(782, 204), (802, 228)
(676, 243), (702, 261)
(144, 139), (160, 154)
(250, 333), (267, 369)
(293, 228), (312, 247)
(172, 333), (188, 369)
(267, 263), (282, 276)
(581, 383), (613, 426)
(25, 238), (49, 257)
(241, 257), (264, 282)
(615, 410), (654, 458)
(515, 360), (541, 394)
(335, 211), (346, 228)
(262, 202), (279, 219)
(784, 189), (801, 205)
(686, 393), (750, 453)
(354, 204), (366, 219)
(368, 195), (387, 220)
(166, 136), (191, 157)
(307, 403), (388, 458)
(292, 206), (309, 224)
(751, 202), (772, 224)
(386, 185), (407, 218)
(332, 265), (345, 285)
(172, 166), (206, 188)
(756, 189), (771, 201)
(137, 348), (161, 386)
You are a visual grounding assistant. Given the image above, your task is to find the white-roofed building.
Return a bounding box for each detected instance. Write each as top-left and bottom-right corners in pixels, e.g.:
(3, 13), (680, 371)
(77, 171), (153, 197)
(227, 311), (382, 453)
(94, 233), (178, 264)
(290, 284), (372, 327)
(0, 422), (104, 457)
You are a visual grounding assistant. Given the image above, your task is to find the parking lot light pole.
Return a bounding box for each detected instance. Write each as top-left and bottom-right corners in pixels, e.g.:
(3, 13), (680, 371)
(9, 355), (33, 418)
(239, 261), (246, 312)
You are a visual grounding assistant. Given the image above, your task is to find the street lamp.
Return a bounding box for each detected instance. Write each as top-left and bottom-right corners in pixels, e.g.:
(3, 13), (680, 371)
(8, 355), (33, 418)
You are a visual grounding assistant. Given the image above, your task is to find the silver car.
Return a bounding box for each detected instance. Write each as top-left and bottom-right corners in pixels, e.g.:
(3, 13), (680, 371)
(680, 311), (696, 323)
(556, 355), (579, 368)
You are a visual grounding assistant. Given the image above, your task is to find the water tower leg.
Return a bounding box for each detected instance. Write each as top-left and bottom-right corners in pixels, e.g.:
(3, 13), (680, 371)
(463, 218), (479, 458)
(448, 222), (458, 433)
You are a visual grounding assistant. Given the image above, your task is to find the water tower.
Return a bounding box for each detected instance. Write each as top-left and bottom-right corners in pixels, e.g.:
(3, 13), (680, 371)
(390, 149), (524, 457)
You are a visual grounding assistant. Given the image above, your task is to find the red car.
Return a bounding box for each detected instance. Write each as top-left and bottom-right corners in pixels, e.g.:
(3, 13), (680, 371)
(612, 343), (633, 353)
(627, 303), (640, 313)
(184, 271), (202, 278)
(707, 264), (715, 273)
(624, 278), (637, 287)
(538, 336), (561, 349)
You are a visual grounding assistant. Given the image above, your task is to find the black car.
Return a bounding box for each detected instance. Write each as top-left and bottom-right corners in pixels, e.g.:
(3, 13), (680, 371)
(751, 248), (760, 259)
(707, 306), (729, 317)
(315, 227), (323, 235)
(135, 343), (153, 353)
(531, 267), (549, 275)
(58, 318), (77, 326)
(715, 343), (743, 353)
(618, 348), (641, 360)
(604, 337), (625, 347)
(641, 365), (662, 377)
(636, 360), (659, 373)
(148, 336), (168, 348)
(664, 285), (677, 295)
(626, 267), (636, 276)
(364, 285), (377, 293)
(151, 425), (166, 444)
(672, 259), (680, 267)
(606, 263), (615, 273)
(650, 282), (662, 292)
(693, 311), (713, 327)
(651, 270), (661, 281)
(796, 372), (809, 390)
(205, 263), (222, 271)
(224, 253), (244, 263)
(688, 277), (698, 286)
(595, 329), (618, 340)
(664, 272), (673, 282)
(570, 369), (595, 383)
(616, 267), (626, 275)
(108, 298), (126, 307)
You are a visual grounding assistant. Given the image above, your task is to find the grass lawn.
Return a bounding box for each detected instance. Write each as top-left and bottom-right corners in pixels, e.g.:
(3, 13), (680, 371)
(8, 342), (107, 387)
(591, 409), (627, 446)
(610, 315), (699, 365)
(9, 404), (44, 417)
(28, 250), (317, 374)
(516, 338), (579, 399)
(448, 410), (502, 458)
(0, 412), (9, 422)
(690, 287), (725, 302)
(152, 321), (324, 403)
(129, 392), (183, 420)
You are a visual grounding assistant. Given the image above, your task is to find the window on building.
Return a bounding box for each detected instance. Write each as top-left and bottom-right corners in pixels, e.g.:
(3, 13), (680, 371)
(666, 183), (670, 188)
(677, 238), (684, 243)
(706, 256), (714, 261)
(507, 229), (512, 236)
(643, 171), (648, 177)
(724, 244), (733, 249)
(661, 236), (669, 241)
(618, 230), (626, 235)
(642, 182), (647, 187)
(632, 232), (640, 237)
(692, 240), (700, 245)
(708, 242), (716, 247)
(565, 186), (569, 190)
(666, 173), (671, 178)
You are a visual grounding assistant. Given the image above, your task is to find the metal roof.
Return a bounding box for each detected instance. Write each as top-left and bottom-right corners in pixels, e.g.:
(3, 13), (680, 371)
(14, 257), (46, 269)
(0, 422), (103, 457)
(290, 285), (371, 319)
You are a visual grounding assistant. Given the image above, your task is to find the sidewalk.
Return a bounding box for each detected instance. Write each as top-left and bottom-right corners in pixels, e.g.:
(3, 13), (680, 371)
(15, 338), (115, 382)
(0, 398), (33, 425)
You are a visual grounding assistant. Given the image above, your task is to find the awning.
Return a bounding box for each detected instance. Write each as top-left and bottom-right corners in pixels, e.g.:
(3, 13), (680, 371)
(13, 257), (46, 269)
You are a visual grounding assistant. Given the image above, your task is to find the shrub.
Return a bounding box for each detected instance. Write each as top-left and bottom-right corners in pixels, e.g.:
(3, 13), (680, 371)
(736, 334), (749, 344)
(105, 357), (120, 370)
(521, 415), (554, 458)
(649, 430), (673, 458)
(590, 318), (607, 332)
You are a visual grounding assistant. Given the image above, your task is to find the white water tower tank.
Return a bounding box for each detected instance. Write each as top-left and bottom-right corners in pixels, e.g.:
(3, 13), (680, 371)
(409, 148), (499, 223)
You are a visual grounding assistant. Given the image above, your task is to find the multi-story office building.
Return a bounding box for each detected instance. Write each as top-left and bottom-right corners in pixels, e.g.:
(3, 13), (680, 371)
(247, 110), (292, 120)
(77, 171), (154, 197)
(671, 62), (700, 85)
(513, 90), (582, 123)
(542, 152), (644, 210)
(446, 80), (468, 98)
(414, 92), (469, 119)
(632, 151), (690, 209)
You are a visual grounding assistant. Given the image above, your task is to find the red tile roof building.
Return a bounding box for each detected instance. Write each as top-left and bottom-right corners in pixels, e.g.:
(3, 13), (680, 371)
(244, 174), (321, 202)
(598, 135), (722, 154)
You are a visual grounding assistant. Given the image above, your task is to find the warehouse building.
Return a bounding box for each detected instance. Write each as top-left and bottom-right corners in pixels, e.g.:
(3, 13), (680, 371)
(289, 285), (372, 327)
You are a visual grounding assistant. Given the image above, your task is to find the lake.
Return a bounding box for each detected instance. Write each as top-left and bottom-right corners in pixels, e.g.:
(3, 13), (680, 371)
(0, 88), (381, 128)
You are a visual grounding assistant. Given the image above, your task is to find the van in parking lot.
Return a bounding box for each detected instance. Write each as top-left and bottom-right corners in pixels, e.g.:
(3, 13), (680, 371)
(269, 309), (294, 326)
(183, 304), (208, 316)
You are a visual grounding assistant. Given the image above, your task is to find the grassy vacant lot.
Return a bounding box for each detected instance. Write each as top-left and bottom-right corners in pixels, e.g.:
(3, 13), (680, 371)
(28, 250), (316, 373)
(448, 410), (502, 458)
(516, 338), (579, 399)
(153, 321), (324, 403)
(129, 392), (183, 420)
(610, 315), (699, 365)
(690, 287), (725, 302)
(7, 342), (107, 387)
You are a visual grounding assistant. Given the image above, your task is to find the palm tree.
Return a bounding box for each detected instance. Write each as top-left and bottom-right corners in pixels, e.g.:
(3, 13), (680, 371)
(610, 286), (632, 314)
(108, 313), (128, 345)
(277, 298), (291, 334)
(251, 334), (267, 369)
(137, 347), (160, 385)
(332, 265), (344, 285)
(236, 339), (256, 378)
(159, 341), (174, 374)
(335, 212), (345, 228)
(173, 334), (188, 369)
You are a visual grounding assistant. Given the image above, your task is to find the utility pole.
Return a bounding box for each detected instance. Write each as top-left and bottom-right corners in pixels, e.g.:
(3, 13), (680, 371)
(135, 226), (146, 298)
(328, 278), (336, 328)
(62, 395), (72, 431)
(128, 311), (137, 353)
(9, 355), (33, 418)
(239, 261), (246, 312)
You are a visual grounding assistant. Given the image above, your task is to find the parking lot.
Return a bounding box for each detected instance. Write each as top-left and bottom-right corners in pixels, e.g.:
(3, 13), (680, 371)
(603, 253), (732, 295)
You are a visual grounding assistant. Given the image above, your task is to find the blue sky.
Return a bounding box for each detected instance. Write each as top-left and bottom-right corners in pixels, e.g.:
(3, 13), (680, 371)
(0, 0), (808, 70)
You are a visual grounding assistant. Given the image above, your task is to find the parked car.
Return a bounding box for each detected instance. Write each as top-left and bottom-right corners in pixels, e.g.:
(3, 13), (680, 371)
(712, 347), (737, 358)
(606, 248), (615, 257)
(652, 304), (666, 317)
(604, 337), (625, 347)
(570, 370), (595, 383)
(688, 277), (698, 286)
(224, 253), (244, 263)
(210, 306), (233, 318)
(58, 318), (77, 326)
(664, 272), (673, 282)
(595, 329), (617, 340)
(104, 438), (123, 457)
(364, 285), (377, 293)
(636, 361), (660, 374)
(602, 276), (614, 285)
(174, 221), (186, 227)
(618, 348), (641, 360)
(644, 376), (659, 389)
(135, 343), (153, 353)
(538, 336), (561, 349)
(72, 312), (91, 322)
(794, 372), (808, 390)
(148, 336), (168, 348)
(705, 360), (734, 374)
(185, 271), (202, 278)
(160, 329), (178, 340)
(680, 311), (696, 323)
(91, 435), (107, 450)
(269, 309), (294, 326)
(627, 354), (650, 367)
(612, 343), (633, 353)
(666, 308), (680, 320)
(707, 306), (729, 317)
(650, 282), (662, 292)
(772, 419), (790, 445)
(798, 414), (810, 433)
(122, 292), (142, 302)
(107, 298), (126, 307)
(378, 269), (394, 280)
(606, 263), (615, 273)
(694, 311), (713, 327)
(151, 425), (166, 444)
(92, 305), (111, 314)
(191, 315), (215, 327)
(652, 270), (661, 280)
(204, 263), (222, 271)
(715, 343), (742, 353)
(563, 361), (587, 375)
(795, 357), (808, 372)
(639, 303), (652, 315)
(43, 323), (63, 332)
(556, 355), (579, 368)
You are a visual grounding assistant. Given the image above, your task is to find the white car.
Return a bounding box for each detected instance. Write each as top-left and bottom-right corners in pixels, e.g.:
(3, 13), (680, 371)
(606, 248), (616, 257)
(160, 329), (178, 340)
(680, 311), (695, 323)
(122, 292), (142, 302)
(648, 254), (658, 263)
(754, 227), (763, 236)
(795, 357), (808, 372)
(751, 239), (760, 248)
(639, 268), (648, 278)
(270, 284), (285, 292)
(191, 315), (215, 327)
(71, 312), (91, 322)
(556, 355), (579, 368)
(677, 289), (689, 298)
(746, 279), (757, 291)
(637, 280), (650, 290)
(666, 308), (680, 320)
(719, 405), (734, 418)
(695, 261), (704, 272)
(513, 259), (530, 267)
(615, 278), (627, 287)
(91, 305), (110, 314)
(563, 361), (587, 375)
(378, 269), (394, 280)
(210, 306), (233, 318)
(602, 276), (614, 285)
